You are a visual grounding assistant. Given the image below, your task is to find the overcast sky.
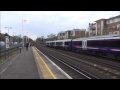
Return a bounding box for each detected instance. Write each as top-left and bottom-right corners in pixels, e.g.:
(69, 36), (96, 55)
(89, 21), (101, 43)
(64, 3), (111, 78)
(0, 11), (120, 40)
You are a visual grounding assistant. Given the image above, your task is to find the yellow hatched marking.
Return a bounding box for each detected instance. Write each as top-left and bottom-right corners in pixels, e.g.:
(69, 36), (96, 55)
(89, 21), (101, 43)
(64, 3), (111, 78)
(32, 47), (56, 79)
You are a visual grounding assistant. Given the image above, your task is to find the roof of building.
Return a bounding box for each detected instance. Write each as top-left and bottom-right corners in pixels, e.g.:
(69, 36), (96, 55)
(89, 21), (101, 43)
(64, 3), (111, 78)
(94, 18), (107, 22)
(108, 15), (120, 20)
(94, 15), (120, 22)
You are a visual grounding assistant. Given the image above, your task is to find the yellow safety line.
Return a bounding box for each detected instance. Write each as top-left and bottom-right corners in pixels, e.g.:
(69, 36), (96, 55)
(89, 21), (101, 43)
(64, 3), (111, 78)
(32, 47), (56, 79)
(36, 51), (57, 79)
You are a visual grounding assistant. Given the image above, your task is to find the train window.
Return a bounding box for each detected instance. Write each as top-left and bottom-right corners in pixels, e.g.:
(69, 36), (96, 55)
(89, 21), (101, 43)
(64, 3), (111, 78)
(96, 40), (107, 47)
(102, 41), (109, 47)
(56, 42), (58, 45)
(101, 39), (120, 48)
(88, 40), (102, 47)
(87, 41), (90, 46)
(87, 41), (95, 46)
(79, 41), (82, 46)
(96, 41), (100, 46)
(56, 42), (62, 45)
(92, 41), (95, 46)
(65, 42), (69, 45)
(73, 41), (82, 46)
(109, 40), (120, 47)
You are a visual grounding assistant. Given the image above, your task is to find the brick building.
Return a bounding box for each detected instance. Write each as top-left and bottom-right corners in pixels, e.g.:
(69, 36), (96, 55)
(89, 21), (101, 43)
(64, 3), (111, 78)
(57, 29), (87, 40)
(89, 15), (120, 36)
(68, 29), (87, 39)
(88, 23), (96, 36)
(57, 31), (66, 40)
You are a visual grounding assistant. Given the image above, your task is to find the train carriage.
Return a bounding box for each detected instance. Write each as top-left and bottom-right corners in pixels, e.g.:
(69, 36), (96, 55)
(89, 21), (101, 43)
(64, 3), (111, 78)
(45, 34), (120, 60)
(55, 40), (64, 49)
(87, 36), (120, 55)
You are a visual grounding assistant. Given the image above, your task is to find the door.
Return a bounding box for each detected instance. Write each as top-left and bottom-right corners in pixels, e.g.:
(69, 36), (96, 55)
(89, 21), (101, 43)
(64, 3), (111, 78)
(82, 39), (87, 50)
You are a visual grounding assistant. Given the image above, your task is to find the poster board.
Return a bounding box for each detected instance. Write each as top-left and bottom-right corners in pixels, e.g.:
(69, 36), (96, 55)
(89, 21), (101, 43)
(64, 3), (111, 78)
(5, 36), (9, 49)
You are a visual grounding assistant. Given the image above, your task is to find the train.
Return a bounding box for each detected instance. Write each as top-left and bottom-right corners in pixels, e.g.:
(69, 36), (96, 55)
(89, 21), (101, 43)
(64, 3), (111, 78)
(45, 34), (120, 60)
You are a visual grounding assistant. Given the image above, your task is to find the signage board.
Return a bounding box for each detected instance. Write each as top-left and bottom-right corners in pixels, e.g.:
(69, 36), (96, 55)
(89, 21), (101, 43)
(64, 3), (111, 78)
(5, 36), (9, 48)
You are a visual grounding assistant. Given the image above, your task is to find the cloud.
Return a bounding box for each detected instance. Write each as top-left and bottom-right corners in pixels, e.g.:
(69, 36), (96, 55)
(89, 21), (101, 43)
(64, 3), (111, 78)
(1, 11), (119, 40)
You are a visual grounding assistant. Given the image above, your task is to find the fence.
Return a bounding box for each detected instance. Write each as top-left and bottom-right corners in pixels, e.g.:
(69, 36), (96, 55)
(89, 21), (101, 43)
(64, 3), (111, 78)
(0, 46), (19, 63)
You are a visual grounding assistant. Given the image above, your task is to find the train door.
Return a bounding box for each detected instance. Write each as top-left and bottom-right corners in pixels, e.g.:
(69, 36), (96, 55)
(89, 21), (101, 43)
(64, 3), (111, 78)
(70, 39), (73, 49)
(84, 40), (87, 50)
(82, 40), (87, 50)
(54, 42), (56, 47)
(62, 41), (65, 48)
(82, 40), (84, 50)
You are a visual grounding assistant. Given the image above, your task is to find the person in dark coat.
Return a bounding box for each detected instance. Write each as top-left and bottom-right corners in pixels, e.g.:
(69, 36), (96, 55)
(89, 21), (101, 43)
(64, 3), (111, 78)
(19, 43), (22, 53)
(26, 42), (29, 50)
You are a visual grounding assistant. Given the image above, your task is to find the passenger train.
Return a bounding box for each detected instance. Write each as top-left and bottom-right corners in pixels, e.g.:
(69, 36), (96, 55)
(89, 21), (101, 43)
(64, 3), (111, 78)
(45, 34), (120, 60)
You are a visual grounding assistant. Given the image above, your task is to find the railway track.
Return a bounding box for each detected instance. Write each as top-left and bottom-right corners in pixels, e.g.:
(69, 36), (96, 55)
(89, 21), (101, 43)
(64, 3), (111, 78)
(35, 46), (98, 79)
(35, 44), (120, 79)
(50, 47), (120, 71)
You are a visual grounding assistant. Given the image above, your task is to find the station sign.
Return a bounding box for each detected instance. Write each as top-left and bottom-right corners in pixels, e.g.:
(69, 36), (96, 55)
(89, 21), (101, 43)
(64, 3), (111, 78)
(5, 36), (10, 48)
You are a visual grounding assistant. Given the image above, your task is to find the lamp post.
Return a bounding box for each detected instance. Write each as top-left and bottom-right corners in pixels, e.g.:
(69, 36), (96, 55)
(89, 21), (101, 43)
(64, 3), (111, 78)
(0, 11), (1, 58)
(5, 27), (12, 45)
(22, 20), (27, 47)
(0, 11), (1, 34)
(13, 32), (14, 44)
(28, 34), (29, 42)
(5, 27), (12, 36)
(26, 32), (28, 43)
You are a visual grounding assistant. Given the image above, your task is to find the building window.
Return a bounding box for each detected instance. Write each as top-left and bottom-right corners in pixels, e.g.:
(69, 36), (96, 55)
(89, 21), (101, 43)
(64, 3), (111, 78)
(113, 31), (119, 34)
(106, 21), (109, 24)
(110, 20), (112, 23)
(98, 24), (100, 28)
(117, 24), (120, 30)
(109, 32), (112, 35)
(113, 26), (116, 30)
(107, 21), (109, 24)
(112, 19), (115, 23)
(115, 18), (119, 22)
(70, 31), (73, 36)
(118, 17), (120, 22)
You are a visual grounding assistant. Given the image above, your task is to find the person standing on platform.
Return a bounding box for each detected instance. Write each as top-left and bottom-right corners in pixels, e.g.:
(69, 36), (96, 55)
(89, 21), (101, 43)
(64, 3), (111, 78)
(26, 42), (29, 51)
(19, 43), (22, 53)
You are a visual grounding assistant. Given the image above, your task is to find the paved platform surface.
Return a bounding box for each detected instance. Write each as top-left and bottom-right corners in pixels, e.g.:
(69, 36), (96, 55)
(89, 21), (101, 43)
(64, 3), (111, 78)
(0, 46), (70, 79)
(0, 47), (40, 79)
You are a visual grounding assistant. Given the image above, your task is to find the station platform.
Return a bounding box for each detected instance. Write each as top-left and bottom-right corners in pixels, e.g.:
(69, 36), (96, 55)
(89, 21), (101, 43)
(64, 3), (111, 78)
(0, 46), (71, 79)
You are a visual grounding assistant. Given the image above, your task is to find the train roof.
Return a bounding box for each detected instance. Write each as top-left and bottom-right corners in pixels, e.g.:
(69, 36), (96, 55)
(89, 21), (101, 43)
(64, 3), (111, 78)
(87, 34), (120, 40)
(55, 39), (72, 42)
(73, 34), (120, 41)
(46, 39), (72, 43)
(88, 34), (120, 38)
(87, 37), (120, 40)
(46, 34), (120, 42)
(72, 37), (87, 41)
